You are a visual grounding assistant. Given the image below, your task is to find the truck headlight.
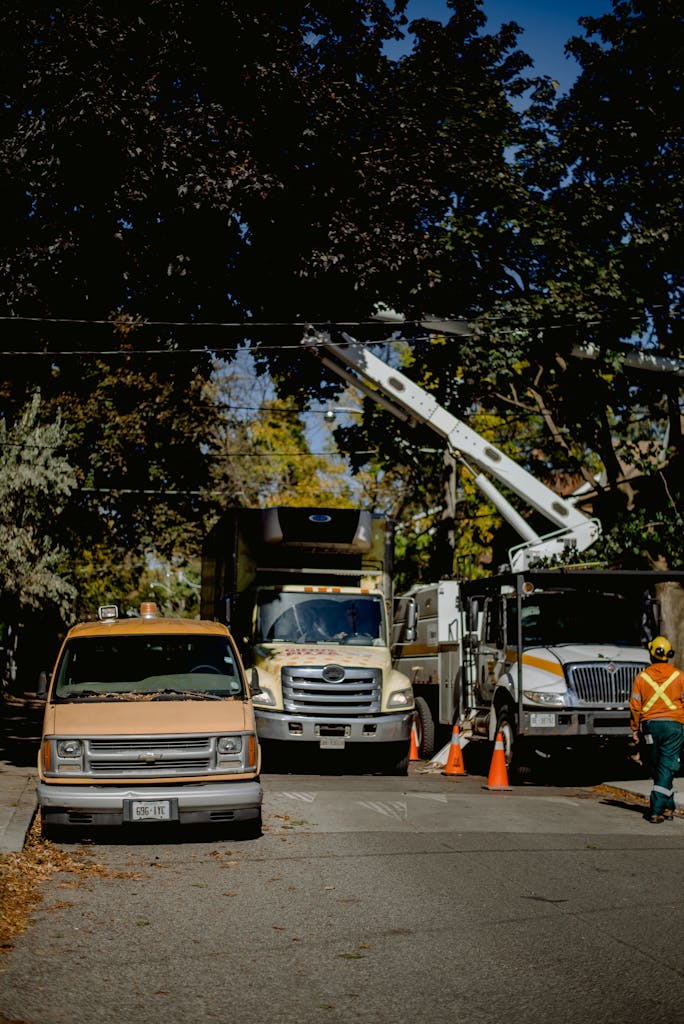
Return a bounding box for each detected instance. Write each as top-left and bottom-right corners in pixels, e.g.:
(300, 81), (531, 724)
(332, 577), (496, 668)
(387, 688), (413, 709)
(252, 687), (276, 707)
(57, 739), (83, 758)
(523, 690), (565, 707)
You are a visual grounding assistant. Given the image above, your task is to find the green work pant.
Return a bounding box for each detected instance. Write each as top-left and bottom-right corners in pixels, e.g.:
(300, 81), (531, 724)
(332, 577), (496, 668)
(642, 718), (684, 816)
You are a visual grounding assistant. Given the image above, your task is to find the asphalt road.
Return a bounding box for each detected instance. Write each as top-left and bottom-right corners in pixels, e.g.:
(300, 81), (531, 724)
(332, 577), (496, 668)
(1, 761), (683, 1024)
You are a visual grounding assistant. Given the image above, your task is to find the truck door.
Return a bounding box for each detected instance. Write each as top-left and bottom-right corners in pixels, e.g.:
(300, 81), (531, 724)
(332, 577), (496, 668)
(475, 596), (508, 705)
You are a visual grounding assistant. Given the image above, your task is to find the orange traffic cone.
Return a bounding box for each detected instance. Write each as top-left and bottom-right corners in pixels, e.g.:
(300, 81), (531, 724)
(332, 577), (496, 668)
(441, 724), (467, 776)
(483, 731), (512, 791)
(409, 719), (420, 761)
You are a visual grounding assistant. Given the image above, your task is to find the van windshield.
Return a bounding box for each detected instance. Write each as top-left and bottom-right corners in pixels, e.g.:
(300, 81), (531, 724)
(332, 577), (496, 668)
(53, 635), (244, 702)
(256, 591), (386, 646)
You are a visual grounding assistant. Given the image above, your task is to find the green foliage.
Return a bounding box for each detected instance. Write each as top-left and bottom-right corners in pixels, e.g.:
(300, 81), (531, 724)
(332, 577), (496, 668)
(0, 394), (77, 620)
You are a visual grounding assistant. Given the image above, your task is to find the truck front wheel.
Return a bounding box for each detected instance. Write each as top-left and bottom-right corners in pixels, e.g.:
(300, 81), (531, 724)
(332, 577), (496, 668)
(383, 742), (409, 776)
(495, 707), (531, 784)
(414, 697), (435, 760)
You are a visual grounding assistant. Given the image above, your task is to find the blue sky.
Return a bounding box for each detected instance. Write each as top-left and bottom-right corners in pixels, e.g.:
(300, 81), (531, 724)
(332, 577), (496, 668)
(394, 1), (614, 93)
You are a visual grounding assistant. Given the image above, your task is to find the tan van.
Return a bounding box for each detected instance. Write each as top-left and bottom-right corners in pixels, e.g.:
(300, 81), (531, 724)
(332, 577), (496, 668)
(37, 602), (262, 839)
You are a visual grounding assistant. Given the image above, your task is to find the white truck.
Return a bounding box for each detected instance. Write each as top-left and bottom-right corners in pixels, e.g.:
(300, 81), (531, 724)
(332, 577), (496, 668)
(302, 326), (684, 775)
(200, 506), (414, 773)
(392, 570), (684, 775)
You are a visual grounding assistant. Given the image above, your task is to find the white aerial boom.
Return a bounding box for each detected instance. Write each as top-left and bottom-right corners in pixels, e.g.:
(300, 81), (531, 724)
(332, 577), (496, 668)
(302, 328), (601, 571)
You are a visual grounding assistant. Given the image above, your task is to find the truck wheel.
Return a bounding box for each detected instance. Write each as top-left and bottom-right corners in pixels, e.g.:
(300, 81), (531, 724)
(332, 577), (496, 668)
(414, 697), (435, 760)
(495, 707), (531, 785)
(384, 742), (409, 776)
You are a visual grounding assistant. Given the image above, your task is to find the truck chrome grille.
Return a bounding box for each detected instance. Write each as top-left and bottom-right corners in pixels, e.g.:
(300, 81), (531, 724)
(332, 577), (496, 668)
(566, 662), (645, 704)
(281, 665), (381, 715)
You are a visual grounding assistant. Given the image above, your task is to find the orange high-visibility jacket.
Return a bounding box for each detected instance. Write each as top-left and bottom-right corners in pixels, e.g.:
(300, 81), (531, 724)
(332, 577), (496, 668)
(630, 662), (684, 732)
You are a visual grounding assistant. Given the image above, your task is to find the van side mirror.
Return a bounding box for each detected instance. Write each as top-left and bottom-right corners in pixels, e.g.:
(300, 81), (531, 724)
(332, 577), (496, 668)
(36, 670), (48, 700)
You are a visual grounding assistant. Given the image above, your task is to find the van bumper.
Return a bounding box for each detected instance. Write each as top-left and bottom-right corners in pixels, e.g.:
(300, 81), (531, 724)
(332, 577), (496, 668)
(255, 710), (412, 743)
(36, 779), (263, 827)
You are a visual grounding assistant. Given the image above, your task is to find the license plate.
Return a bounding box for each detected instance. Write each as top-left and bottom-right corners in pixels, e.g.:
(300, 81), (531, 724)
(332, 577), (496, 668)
(530, 713), (556, 728)
(130, 800), (172, 822)
(320, 737), (345, 750)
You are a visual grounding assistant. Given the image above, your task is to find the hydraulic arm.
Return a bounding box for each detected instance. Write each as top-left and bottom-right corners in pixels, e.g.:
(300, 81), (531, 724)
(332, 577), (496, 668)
(303, 328), (601, 570)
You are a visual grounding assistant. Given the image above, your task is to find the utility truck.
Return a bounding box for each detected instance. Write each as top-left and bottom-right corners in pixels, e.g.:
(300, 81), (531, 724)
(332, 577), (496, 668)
(200, 507), (414, 773)
(302, 326), (684, 774)
(392, 570), (684, 774)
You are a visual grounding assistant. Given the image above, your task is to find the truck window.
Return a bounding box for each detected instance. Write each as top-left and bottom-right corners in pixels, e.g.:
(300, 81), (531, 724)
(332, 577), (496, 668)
(256, 590), (385, 646)
(53, 635), (244, 701)
(507, 591), (645, 646)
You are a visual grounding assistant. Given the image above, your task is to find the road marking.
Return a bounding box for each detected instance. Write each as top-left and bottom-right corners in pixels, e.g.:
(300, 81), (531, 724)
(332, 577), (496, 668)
(280, 791), (317, 802)
(356, 800), (408, 820)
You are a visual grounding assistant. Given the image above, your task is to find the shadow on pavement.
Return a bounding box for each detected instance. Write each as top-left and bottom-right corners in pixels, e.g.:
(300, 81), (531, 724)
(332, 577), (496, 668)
(0, 692), (44, 768)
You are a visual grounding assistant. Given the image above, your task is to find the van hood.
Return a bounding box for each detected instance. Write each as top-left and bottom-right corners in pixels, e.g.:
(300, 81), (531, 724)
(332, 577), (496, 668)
(43, 699), (252, 737)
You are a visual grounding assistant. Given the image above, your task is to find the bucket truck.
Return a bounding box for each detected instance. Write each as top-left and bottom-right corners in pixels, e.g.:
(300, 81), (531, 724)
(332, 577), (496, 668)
(302, 327), (684, 775)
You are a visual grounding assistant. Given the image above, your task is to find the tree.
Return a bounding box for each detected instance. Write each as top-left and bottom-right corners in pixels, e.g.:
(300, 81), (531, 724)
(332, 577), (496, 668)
(0, 393), (77, 689)
(0, 1), (541, 598)
(0, 393), (77, 619)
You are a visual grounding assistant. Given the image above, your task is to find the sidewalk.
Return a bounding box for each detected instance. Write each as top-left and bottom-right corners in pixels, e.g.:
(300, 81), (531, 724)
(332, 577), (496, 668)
(0, 692), (42, 853)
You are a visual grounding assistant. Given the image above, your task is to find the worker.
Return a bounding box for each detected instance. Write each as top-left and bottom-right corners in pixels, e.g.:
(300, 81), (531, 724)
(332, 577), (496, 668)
(630, 636), (684, 823)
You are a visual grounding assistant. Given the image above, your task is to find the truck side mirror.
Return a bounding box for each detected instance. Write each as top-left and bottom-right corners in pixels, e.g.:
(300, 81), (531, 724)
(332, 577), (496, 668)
(405, 599), (417, 642)
(249, 667), (262, 696)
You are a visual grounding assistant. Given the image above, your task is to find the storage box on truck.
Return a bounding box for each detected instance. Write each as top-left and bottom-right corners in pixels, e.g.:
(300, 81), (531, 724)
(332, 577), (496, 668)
(201, 507), (414, 774)
(37, 601), (263, 838)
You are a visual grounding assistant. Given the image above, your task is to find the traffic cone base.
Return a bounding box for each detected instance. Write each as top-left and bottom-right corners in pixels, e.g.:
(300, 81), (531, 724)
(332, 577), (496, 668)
(483, 731), (512, 791)
(442, 724), (467, 777)
(409, 720), (420, 761)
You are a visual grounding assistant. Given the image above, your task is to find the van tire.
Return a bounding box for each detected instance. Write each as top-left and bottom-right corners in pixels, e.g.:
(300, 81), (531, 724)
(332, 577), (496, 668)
(414, 697), (435, 759)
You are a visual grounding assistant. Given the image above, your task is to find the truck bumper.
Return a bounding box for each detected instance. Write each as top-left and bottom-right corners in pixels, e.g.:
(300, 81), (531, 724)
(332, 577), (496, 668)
(254, 710), (412, 743)
(36, 779), (263, 827)
(522, 709), (630, 737)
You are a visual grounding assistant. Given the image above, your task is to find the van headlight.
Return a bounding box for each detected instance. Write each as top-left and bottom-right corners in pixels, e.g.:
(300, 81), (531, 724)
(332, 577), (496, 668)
(57, 739), (83, 758)
(217, 736), (243, 755)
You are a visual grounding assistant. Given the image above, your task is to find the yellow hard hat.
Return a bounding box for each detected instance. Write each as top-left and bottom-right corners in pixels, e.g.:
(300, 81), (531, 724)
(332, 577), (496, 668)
(648, 635), (675, 661)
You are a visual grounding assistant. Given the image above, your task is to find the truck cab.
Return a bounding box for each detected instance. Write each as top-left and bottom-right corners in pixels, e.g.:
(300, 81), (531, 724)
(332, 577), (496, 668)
(201, 507), (414, 774)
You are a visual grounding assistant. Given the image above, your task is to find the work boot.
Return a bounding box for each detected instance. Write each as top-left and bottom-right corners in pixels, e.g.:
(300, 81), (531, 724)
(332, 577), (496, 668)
(648, 814), (665, 823)
(663, 809), (674, 820)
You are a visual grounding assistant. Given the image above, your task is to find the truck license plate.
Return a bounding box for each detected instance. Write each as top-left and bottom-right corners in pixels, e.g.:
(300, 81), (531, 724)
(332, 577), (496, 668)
(130, 800), (172, 822)
(320, 737), (345, 750)
(530, 713), (556, 728)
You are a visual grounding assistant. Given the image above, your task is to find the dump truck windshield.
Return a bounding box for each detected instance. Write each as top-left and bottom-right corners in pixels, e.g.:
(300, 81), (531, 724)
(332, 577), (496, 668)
(54, 635), (244, 701)
(256, 591), (386, 646)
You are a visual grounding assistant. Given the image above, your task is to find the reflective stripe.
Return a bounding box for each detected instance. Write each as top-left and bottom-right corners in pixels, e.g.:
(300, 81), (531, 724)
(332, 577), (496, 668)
(653, 784), (674, 797)
(631, 691), (641, 701)
(640, 670), (679, 713)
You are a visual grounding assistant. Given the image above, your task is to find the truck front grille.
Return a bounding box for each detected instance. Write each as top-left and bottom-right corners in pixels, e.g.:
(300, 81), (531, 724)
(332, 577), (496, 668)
(281, 665), (381, 716)
(566, 662), (645, 704)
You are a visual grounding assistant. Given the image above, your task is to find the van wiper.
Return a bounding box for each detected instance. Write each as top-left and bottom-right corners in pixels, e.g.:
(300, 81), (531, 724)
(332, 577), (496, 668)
(152, 689), (223, 700)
